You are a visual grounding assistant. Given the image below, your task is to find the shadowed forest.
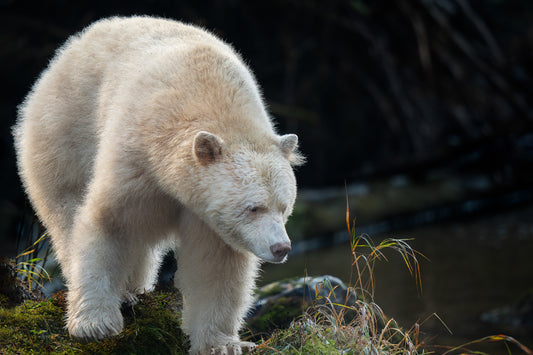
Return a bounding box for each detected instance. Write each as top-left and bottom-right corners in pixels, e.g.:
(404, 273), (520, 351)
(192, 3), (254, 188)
(1, 1), (533, 353)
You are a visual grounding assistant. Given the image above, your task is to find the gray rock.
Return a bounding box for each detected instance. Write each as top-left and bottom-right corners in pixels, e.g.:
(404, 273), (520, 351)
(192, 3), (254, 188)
(246, 275), (357, 332)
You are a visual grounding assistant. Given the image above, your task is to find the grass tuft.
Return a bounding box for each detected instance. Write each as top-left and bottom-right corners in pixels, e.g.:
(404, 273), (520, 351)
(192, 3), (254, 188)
(253, 206), (429, 354)
(15, 233), (51, 291)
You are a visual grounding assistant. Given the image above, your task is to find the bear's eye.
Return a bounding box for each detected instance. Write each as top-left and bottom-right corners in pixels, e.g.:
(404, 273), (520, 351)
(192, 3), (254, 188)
(247, 205), (266, 214)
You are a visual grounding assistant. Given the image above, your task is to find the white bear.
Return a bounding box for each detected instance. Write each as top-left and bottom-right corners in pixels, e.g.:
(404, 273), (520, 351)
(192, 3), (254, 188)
(13, 16), (303, 355)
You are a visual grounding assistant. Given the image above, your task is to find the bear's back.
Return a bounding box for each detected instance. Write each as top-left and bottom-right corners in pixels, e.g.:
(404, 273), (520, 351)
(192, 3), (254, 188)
(14, 17), (240, 238)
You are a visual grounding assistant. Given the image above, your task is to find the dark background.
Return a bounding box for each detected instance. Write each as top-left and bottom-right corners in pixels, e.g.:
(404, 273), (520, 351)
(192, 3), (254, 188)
(1, 0), (532, 251)
(2, 0), (533, 252)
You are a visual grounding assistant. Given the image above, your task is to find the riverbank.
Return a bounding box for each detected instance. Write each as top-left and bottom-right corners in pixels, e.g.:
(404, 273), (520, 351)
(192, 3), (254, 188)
(3, 221), (533, 355)
(263, 204), (533, 355)
(0, 276), (424, 354)
(1, 277), (531, 354)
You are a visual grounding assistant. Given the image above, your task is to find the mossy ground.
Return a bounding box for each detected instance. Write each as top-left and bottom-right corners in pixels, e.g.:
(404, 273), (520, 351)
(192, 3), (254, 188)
(2, 285), (530, 354)
(0, 289), (188, 354)
(0, 284), (411, 355)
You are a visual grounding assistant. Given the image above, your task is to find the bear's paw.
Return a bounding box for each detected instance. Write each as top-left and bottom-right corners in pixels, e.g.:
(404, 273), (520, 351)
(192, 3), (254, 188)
(67, 307), (123, 342)
(203, 341), (256, 355)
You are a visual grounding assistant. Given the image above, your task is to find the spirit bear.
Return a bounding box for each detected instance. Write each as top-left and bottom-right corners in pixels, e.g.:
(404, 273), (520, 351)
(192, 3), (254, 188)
(14, 16), (303, 354)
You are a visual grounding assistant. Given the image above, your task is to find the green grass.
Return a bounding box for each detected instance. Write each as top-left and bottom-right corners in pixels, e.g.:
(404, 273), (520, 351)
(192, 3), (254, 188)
(15, 233), (51, 291)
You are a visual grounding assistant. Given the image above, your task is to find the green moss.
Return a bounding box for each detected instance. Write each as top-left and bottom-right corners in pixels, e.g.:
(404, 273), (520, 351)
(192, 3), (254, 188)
(0, 290), (188, 354)
(254, 282), (285, 299)
(299, 335), (338, 354)
(254, 323), (341, 354)
(248, 296), (306, 334)
(0, 298), (73, 354)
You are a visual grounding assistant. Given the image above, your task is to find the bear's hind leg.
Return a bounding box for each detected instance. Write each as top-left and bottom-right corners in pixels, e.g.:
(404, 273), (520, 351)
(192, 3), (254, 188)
(176, 213), (259, 355)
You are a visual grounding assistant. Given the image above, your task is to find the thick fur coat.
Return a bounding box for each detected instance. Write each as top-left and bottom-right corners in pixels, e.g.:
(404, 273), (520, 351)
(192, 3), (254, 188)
(14, 16), (302, 355)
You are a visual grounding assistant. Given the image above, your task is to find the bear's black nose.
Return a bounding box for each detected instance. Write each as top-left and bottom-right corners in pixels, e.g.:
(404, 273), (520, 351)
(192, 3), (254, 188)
(270, 242), (291, 260)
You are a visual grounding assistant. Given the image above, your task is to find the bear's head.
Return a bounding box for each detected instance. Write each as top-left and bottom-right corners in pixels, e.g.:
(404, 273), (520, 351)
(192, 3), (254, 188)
(190, 131), (303, 263)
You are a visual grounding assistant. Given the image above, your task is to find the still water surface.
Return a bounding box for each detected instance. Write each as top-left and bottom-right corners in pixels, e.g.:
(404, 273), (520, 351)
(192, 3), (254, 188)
(261, 205), (533, 354)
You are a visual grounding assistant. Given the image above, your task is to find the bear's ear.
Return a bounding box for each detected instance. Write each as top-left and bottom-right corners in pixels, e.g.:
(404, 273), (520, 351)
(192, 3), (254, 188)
(193, 131), (225, 164)
(279, 134), (306, 166)
(280, 134), (298, 155)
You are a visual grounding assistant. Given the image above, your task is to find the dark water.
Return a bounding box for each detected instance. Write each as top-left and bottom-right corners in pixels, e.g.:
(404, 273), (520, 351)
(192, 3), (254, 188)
(261, 205), (533, 354)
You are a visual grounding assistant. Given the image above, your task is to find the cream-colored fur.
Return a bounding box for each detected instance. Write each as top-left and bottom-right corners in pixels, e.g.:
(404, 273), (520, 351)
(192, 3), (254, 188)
(14, 16), (302, 355)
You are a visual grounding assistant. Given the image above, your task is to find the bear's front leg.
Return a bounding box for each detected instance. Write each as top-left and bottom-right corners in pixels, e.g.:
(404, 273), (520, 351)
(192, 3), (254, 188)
(176, 217), (259, 355)
(66, 213), (130, 341)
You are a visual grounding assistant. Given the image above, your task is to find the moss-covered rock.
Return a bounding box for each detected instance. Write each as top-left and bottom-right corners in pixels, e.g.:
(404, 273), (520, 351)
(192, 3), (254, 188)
(247, 296), (306, 335)
(247, 275), (357, 335)
(0, 289), (188, 354)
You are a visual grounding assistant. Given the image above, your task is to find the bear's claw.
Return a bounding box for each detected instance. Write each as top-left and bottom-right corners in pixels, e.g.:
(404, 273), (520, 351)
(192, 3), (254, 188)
(205, 341), (256, 355)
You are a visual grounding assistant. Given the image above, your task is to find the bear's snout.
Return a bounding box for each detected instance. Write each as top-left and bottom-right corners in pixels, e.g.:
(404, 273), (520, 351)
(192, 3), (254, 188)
(270, 242), (291, 261)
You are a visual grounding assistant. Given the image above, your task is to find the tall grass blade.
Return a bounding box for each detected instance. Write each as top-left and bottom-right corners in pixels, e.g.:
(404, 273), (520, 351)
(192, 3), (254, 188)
(441, 334), (533, 355)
